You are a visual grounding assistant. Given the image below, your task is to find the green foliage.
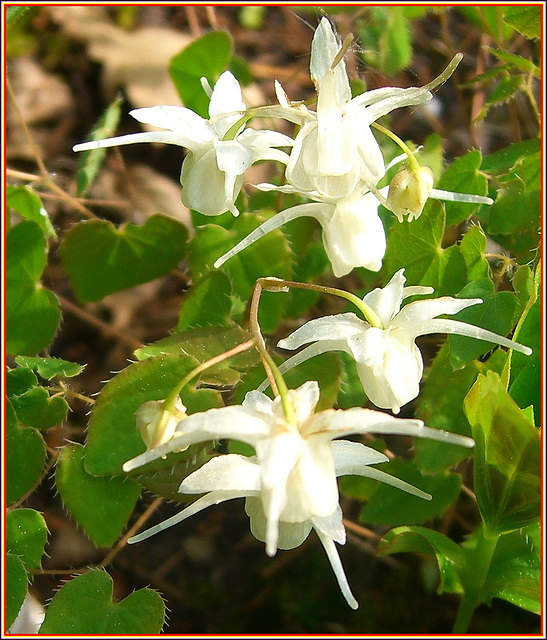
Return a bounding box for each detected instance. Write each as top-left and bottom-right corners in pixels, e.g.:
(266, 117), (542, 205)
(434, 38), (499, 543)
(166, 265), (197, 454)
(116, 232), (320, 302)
(464, 371), (541, 537)
(60, 215), (188, 302)
(5, 554), (29, 629)
(76, 96), (123, 197)
(6, 221), (61, 355)
(14, 356), (85, 379)
(169, 31), (233, 117)
(502, 6), (542, 39)
(6, 509), (48, 570)
(56, 444), (141, 547)
(176, 270), (232, 329)
(6, 185), (56, 238)
(38, 571), (166, 634)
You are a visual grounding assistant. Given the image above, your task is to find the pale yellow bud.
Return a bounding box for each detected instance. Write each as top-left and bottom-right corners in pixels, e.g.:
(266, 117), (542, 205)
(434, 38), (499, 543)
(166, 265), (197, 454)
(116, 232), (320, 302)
(386, 165), (434, 222)
(135, 398), (187, 450)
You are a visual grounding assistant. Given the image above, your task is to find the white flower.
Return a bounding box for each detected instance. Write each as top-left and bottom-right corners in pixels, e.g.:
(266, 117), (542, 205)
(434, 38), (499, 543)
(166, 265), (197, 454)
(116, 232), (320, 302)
(272, 270), (532, 414)
(73, 71), (293, 217)
(134, 398), (187, 450)
(283, 17), (443, 200)
(123, 380), (473, 609)
(214, 182), (386, 276)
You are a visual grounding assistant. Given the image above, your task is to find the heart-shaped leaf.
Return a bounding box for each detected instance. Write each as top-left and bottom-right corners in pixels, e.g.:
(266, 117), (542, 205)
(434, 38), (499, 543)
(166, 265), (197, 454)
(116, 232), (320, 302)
(6, 399), (46, 506)
(5, 553), (28, 630)
(14, 356), (84, 379)
(6, 508), (48, 570)
(38, 571), (165, 634)
(6, 221), (61, 356)
(56, 444), (141, 548)
(60, 214), (188, 303)
(11, 387), (68, 429)
(176, 270), (232, 330)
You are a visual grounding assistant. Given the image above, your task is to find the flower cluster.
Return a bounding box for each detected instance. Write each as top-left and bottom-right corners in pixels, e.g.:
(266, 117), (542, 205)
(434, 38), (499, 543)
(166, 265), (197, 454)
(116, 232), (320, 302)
(75, 17), (532, 610)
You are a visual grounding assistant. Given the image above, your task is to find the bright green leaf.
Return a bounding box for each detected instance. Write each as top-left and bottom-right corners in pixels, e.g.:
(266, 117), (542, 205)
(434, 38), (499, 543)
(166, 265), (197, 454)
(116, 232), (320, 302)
(481, 138), (541, 175)
(459, 225), (490, 281)
(169, 31), (232, 118)
(378, 525), (465, 594)
(38, 571), (165, 634)
(6, 221), (61, 356)
(56, 444), (141, 548)
(11, 387), (68, 429)
(359, 459), (462, 527)
(6, 367), (38, 397)
(5, 554), (28, 630)
(6, 399), (46, 506)
(14, 356), (84, 379)
(177, 270), (232, 330)
(60, 215), (188, 303)
(503, 6), (541, 39)
(476, 75), (524, 121)
(464, 371), (541, 536)
(490, 49), (540, 77)
(85, 354), (222, 476)
(380, 7), (412, 74)
(76, 95), (123, 197)
(488, 179), (541, 236)
(6, 185), (56, 238)
(436, 150), (488, 227)
(447, 278), (518, 367)
(6, 509), (48, 570)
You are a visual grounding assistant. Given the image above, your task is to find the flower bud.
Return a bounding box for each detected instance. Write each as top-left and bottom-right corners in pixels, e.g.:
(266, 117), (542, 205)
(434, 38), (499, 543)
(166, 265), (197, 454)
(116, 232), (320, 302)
(386, 165), (434, 222)
(135, 398), (187, 450)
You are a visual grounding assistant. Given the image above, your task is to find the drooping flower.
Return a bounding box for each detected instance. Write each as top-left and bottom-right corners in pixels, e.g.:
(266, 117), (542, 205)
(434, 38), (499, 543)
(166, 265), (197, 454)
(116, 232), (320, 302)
(134, 397), (187, 450)
(123, 380), (473, 609)
(73, 71), (293, 217)
(271, 270), (532, 414)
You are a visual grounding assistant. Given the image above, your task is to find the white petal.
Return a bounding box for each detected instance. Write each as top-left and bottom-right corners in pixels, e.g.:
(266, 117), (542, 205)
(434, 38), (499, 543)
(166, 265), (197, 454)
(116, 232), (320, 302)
(243, 389), (274, 415)
(214, 139), (254, 175)
(129, 105), (212, 144)
(332, 440), (390, 472)
(245, 497), (312, 550)
(239, 128), (294, 149)
(278, 313), (364, 350)
(128, 490), (253, 544)
(417, 319), (533, 355)
(362, 269), (406, 327)
(314, 528), (359, 610)
(179, 454), (260, 493)
(354, 466), (432, 500)
(208, 71), (246, 118)
(312, 504), (346, 545)
(73, 131), (196, 152)
(393, 296), (482, 333)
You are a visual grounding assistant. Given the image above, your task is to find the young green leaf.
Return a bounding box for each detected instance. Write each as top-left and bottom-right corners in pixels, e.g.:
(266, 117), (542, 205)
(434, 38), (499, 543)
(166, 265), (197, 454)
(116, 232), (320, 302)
(502, 6), (541, 39)
(60, 215), (188, 303)
(11, 387), (68, 429)
(5, 554), (29, 630)
(176, 270), (232, 330)
(464, 371), (541, 537)
(14, 356), (85, 379)
(38, 571), (165, 634)
(6, 185), (56, 238)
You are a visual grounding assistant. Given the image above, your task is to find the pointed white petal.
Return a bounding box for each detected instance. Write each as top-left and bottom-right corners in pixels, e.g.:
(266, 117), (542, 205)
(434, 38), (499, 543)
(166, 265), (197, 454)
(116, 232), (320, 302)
(128, 490), (252, 544)
(278, 313), (364, 349)
(73, 131), (194, 152)
(354, 466), (432, 500)
(245, 497), (312, 550)
(312, 504), (345, 545)
(129, 105), (212, 143)
(208, 71), (246, 118)
(243, 389), (274, 415)
(393, 296), (482, 333)
(430, 188), (493, 205)
(314, 528), (359, 610)
(363, 269), (406, 326)
(417, 319), (533, 355)
(332, 439), (390, 472)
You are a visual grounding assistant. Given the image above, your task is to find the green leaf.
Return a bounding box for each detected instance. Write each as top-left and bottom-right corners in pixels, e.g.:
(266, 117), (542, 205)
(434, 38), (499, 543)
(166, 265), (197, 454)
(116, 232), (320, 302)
(60, 215), (188, 303)
(6, 367), (38, 397)
(488, 178), (541, 236)
(489, 49), (540, 78)
(476, 75), (524, 121)
(6, 509), (48, 570)
(464, 371), (541, 536)
(480, 138), (541, 175)
(503, 6), (541, 39)
(436, 150), (488, 227)
(56, 444), (141, 548)
(5, 554), (29, 629)
(38, 571), (165, 634)
(359, 459), (462, 527)
(76, 95), (123, 197)
(378, 526), (465, 594)
(11, 387), (68, 429)
(458, 7), (514, 41)
(6, 399), (46, 506)
(6, 6), (30, 24)
(177, 270), (232, 330)
(484, 527), (541, 614)
(6, 221), (61, 356)
(415, 345), (505, 474)
(14, 356), (85, 379)
(459, 225), (490, 281)
(188, 215), (292, 332)
(447, 278), (518, 367)
(385, 200), (467, 296)
(379, 7), (412, 74)
(6, 185), (56, 238)
(85, 354), (222, 476)
(169, 31), (233, 118)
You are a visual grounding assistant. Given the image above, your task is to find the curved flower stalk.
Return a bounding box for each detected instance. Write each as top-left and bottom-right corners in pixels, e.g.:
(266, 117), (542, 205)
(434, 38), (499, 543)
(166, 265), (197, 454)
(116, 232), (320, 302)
(124, 380), (473, 609)
(73, 71), (293, 217)
(270, 270), (532, 414)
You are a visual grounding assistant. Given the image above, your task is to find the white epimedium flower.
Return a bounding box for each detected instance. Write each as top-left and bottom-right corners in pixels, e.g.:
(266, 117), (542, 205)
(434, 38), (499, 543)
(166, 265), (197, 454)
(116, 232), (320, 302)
(124, 380), (473, 609)
(134, 397), (187, 450)
(73, 71), (293, 217)
(214, 182), (386, 276)
(282, 17), (460, 200)
(270, 270), (532, 414)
